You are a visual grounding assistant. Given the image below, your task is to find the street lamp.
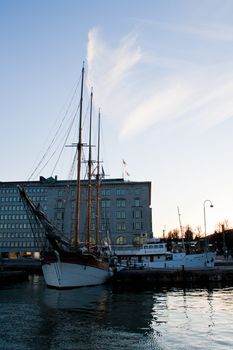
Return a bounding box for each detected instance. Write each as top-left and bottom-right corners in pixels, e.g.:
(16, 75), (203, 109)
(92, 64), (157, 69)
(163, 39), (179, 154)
(203, 200), (214, 251)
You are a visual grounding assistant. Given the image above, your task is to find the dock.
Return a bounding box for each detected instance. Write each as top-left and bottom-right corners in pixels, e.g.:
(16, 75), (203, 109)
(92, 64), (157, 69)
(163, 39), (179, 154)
(0, 270), (29, 285)
(0, 258), (42, 274)
(0, 258), (41, 285)
(113, 257), (233, 288)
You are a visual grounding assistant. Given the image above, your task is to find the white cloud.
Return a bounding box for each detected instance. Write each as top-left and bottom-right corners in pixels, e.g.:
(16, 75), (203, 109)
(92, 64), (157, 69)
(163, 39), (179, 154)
(87, 27), (142, 115)
(86, 28), (233, 141)
(120, 79), (193, 139)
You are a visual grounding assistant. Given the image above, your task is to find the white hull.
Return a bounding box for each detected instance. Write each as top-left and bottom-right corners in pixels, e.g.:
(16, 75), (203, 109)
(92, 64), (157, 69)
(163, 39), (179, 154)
(42, 261), (112, 288)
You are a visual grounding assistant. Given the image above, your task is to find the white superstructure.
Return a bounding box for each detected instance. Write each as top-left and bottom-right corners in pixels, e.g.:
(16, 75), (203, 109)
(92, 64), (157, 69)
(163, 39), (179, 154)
(114, 241), (216, 269)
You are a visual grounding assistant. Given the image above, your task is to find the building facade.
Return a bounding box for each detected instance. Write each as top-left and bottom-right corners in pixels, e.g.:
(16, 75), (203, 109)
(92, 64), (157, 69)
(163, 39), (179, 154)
(0, 176), (152, 256)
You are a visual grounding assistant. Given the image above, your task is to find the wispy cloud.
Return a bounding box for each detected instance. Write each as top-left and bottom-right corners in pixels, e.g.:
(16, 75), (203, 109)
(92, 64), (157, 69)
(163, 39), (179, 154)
(86, 27), (233, 141)
(135, 18), (233, 42)
(176, 23), (233, 42)
(87, 27), (142, 115)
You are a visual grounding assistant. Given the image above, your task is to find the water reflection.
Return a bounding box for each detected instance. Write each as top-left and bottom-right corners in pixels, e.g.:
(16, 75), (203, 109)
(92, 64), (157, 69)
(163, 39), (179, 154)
(42, 285), (108, 313)
(0, 277), (233, 350)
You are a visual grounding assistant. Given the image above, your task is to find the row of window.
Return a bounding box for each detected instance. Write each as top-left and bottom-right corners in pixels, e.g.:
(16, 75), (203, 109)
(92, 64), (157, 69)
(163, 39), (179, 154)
(58, 188), (140, 197)
(56, 198), (141, 209)
(0, 241), (44, 248)
(0, 232), (44, 238)
(56, 210), (142, 221)
(0, 196), (47, 203)
(0, 235), (143, 248)
(68, 221), (143, 232)
(101, 198), (141, 208)
(0, 205), (48, 213)
(1, 187), (142, 197)
(0, 205), (25, 211)
(0, 223), (42, 229)
(0, 188), (47, 194)
(0, 214), (28, 220)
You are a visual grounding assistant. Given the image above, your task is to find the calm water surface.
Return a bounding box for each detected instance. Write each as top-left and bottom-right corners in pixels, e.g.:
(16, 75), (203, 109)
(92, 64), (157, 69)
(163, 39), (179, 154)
(0, 275), (233, 350)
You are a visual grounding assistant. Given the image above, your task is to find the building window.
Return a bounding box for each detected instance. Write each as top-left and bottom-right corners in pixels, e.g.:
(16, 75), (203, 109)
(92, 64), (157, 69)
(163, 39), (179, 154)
(58, 190), (63, 197)
(134, 198), (140, 207)
(116, 199), (126, 207)
(101, 211), (110, 219)
(134, 210), (141, 218)
(116, 223), (126, 231)
(101, 199), (110, 208)
(135, 222), (142, 230)
(57, 200), (63, 209)
(116, 189), (126, 196)
(116, 211), (126, 219)
(101, 189), (111, 196)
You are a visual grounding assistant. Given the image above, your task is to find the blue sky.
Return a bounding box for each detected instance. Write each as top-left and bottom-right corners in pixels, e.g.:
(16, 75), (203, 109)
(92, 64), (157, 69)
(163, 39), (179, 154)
(1, 0), (233, 237)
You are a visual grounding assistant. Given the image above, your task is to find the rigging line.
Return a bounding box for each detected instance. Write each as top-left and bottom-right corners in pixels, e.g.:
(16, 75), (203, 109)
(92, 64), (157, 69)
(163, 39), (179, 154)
(27, 73), (82, 181)
(32, 94), (80, 179)
(51, 111), (79, 176)
(67, 148), (78, 180)
(28, 77), (82, 181)
(33, 110), (78, 179)
(29, 104), (80, 181)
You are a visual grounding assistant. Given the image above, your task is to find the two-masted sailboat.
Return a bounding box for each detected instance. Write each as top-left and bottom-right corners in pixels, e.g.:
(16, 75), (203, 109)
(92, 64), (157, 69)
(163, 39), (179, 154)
(18, 66), (114, 288)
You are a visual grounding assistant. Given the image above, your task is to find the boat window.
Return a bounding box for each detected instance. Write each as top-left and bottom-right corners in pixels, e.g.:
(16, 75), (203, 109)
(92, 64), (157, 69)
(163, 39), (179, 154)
(149, 245), (154, 249)
(159, 244), (164, 248)
(144, 245), (148, 249)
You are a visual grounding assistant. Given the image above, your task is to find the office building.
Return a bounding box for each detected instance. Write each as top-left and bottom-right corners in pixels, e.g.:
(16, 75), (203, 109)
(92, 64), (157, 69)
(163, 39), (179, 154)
(0, 176), (152, 256)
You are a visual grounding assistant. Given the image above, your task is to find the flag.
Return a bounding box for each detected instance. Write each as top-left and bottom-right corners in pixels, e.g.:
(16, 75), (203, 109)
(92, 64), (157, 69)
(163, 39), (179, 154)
(101, 166), (105, 178)
(122, 159), (127, 166)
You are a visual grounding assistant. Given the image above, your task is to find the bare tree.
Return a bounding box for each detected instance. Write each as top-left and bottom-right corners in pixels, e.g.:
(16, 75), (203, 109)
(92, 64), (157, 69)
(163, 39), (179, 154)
(215, 219), (232, 233)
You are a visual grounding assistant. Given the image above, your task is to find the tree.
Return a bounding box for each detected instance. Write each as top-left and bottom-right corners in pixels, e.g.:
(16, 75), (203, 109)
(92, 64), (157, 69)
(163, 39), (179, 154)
(184, 226), (193, 241)
(215, 219), (232, 233)
(167, 228), (179, 241)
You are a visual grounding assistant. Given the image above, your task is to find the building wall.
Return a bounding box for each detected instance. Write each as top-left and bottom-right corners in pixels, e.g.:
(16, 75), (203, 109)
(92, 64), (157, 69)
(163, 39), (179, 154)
(0, 177), (152, 254)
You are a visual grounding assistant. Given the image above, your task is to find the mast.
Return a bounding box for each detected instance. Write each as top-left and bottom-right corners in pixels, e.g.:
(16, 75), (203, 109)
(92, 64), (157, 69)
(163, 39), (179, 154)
(86, 88), (93, 249)
(74, 65), (84, 245)
(177, 206), (185, 249)
(95, 109), (101, 245)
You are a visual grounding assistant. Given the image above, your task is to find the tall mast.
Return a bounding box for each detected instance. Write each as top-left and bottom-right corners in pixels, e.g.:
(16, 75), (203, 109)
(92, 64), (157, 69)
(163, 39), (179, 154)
(177, 206), (185, 249)
(95, 109), (101, 245)
(74, 65), (84, 245)
(86, 88), (93, 249)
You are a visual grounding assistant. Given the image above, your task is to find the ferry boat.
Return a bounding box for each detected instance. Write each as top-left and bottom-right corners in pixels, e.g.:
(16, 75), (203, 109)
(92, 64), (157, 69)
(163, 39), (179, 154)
(114, 240), (216, 269)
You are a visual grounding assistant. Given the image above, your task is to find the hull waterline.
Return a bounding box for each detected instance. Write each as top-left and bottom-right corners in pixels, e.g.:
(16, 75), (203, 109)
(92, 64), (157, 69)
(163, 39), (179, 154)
(42, 260), (112, 288)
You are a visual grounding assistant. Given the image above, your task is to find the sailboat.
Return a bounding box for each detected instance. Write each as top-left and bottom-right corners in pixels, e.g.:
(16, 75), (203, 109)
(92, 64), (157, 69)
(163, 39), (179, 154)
(18, 66), (114, 288)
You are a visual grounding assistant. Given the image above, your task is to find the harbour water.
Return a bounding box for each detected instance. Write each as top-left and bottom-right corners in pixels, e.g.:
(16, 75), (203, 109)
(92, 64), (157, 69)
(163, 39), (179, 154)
(0, 275), (233, 350)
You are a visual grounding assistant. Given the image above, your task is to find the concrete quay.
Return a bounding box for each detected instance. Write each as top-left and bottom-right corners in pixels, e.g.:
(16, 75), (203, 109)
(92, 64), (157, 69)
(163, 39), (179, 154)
(113, 263), (233, 288)
(0, 270), (29, 285)
(0, 258), (42, 274)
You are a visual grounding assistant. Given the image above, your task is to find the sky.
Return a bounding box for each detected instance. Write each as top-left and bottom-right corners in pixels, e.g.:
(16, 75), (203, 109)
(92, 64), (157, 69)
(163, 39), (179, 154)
(1, 0), (233, 237)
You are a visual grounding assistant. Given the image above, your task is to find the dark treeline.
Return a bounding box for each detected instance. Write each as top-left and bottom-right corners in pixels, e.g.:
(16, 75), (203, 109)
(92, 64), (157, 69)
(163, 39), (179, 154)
(165, 225), (233, 256)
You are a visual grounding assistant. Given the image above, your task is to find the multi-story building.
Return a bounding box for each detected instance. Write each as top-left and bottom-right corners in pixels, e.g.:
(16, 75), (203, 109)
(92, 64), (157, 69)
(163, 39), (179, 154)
(0, 176), (152, 256)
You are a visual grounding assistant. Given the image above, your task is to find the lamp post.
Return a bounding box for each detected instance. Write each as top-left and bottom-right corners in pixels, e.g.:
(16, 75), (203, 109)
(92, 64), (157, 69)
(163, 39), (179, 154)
(203, 200), (214, 251)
